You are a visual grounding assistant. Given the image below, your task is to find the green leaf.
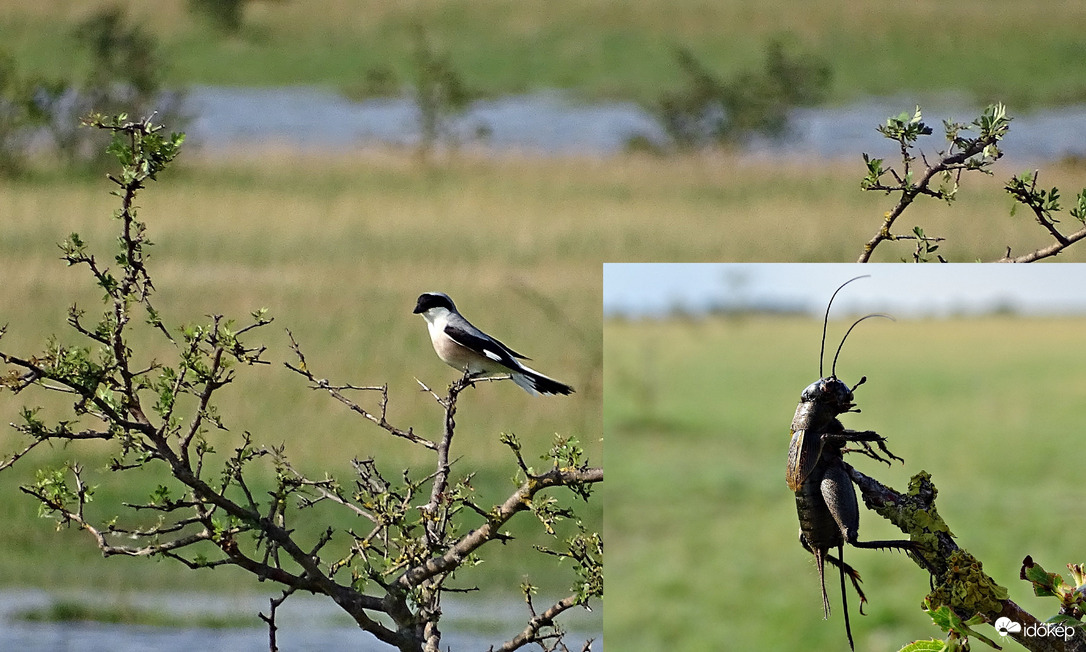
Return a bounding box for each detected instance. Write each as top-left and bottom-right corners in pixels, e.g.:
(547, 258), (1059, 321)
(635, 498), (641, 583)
(922, 596), (1003, 649)
(1022, 559), (1065, 597)
(1048, 614), (1085, 628)
(898, 640), (948, 652)
(149, 484), (171, 505)
(1070, 190), (1086, 224)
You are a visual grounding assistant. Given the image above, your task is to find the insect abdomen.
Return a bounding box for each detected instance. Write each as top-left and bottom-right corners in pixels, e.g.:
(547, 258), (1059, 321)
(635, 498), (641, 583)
(795, 466), (844, 550)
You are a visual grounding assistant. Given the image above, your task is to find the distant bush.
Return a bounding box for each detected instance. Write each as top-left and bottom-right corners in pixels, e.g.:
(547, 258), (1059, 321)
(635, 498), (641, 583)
(658, 38), (831, 148)
(412, 25), (474, 161)
(1, 7), (188, 174)
(187, 0), (245, 35)
(62, 7), (185, 165)
(0, 49), (49, 175)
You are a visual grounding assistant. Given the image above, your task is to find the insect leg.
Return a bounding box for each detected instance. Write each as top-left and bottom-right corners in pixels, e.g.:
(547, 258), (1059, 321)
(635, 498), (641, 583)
(849, 537), (916, 553)
(801, 536), (872, 617)
(829, 429), (905, 466)
(821, 460), (922, 594)
(823, 549), (868, 613)
(837, 545), (856, 651)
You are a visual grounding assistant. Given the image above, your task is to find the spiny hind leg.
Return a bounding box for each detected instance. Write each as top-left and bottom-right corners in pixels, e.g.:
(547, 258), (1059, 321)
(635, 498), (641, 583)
(821, 547), (864, 612)
(849, 537), (914, 553)
(802, 541), (861, 650)
(833, 545), (857, 651)
(850, 536), (937, 583)
(800, 534), (867, 616)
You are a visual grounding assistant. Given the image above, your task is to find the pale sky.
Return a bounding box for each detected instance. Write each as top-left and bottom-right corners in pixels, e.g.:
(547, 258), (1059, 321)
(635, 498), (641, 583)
(603, 264), (1086, 318)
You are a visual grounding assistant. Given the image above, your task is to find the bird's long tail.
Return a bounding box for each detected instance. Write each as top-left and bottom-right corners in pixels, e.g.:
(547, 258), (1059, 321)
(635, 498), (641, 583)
(511, 364), (574, 396)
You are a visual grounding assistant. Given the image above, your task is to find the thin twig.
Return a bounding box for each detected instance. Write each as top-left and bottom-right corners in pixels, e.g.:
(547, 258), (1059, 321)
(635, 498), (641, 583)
(493, 594), (586, 652)
(399, 465), (603, 589)
(285, 330), (437, 450)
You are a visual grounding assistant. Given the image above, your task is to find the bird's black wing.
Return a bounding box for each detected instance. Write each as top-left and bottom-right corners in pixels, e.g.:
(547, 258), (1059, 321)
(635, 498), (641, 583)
(444, 324), (530, 368)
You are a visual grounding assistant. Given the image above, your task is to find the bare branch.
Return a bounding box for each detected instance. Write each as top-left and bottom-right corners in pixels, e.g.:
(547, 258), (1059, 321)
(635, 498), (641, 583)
(400, 465), (603, 589)
(285, 330), (436, 450)
(260, 588), (295, 652)
(422, 373), (475, 545)
(0, 438), (46, 472)
(282, 460), (378, 523)
(998, 226), (1086, 262)
(493, 593), (587, 652)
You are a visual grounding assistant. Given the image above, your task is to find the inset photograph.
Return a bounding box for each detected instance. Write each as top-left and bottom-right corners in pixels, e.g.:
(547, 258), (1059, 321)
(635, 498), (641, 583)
(605, 263), (1086, 651)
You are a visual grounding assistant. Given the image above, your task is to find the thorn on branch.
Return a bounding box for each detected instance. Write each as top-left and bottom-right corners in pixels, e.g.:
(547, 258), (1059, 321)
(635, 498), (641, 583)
(285, 330), (436, 449)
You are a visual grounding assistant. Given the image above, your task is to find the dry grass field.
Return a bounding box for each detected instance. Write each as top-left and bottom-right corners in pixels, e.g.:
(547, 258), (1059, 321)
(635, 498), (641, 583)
(0, 149), (607, 594)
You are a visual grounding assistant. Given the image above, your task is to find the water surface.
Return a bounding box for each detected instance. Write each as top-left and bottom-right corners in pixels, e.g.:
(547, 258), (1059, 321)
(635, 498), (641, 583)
(0, 589), (602, 652)
(184, 86), (1086, 163)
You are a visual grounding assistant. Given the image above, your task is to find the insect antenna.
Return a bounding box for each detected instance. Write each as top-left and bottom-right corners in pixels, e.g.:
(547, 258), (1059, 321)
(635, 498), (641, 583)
(831, 313), (895, 378)
(820, 275), (871, 377)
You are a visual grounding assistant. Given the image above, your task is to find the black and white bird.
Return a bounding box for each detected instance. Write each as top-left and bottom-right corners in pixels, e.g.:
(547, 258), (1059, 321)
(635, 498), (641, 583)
(412, 291), (575, 396)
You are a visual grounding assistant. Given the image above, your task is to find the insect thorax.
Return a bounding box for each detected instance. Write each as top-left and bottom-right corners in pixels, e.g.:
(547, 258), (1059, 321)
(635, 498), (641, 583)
(793, 376), (857, 433)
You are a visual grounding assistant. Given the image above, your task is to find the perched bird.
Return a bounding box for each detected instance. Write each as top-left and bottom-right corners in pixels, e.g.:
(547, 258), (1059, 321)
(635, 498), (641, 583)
(412, 291), (575, 396)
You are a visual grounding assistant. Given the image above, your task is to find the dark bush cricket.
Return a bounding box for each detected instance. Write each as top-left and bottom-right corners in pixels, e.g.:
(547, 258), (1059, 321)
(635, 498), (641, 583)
(786, 276), (919, 650)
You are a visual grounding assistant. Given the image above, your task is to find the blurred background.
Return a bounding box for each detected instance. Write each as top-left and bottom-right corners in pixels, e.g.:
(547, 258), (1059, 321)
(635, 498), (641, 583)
(604, 264), (1086, 650)
(4, 2), (1086, 262)
(4, 1), (1086, 649)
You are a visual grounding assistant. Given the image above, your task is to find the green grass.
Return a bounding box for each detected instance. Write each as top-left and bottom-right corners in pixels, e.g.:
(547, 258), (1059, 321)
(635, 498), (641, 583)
(6, 1), (1086, 106)
(604, 315), (1086, 651)
(15, 599), (254, 628)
